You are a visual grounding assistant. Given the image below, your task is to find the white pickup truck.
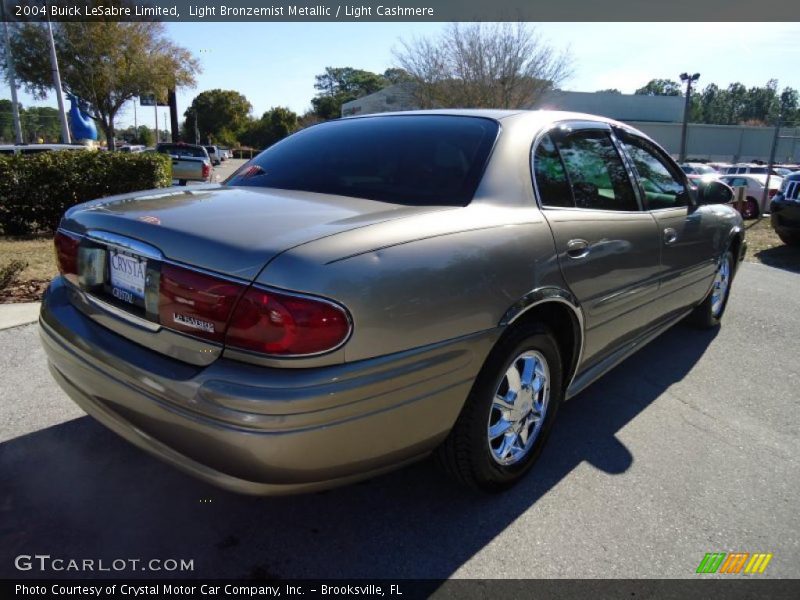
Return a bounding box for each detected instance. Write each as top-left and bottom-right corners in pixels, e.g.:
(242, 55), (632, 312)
(155, 143), (212, 185)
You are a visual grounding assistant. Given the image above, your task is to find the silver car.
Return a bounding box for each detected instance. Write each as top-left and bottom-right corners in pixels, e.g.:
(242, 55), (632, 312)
(40, 110), (744, 495)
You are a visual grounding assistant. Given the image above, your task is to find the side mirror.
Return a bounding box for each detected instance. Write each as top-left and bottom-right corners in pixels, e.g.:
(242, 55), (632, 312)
(697, 180), (733, 205)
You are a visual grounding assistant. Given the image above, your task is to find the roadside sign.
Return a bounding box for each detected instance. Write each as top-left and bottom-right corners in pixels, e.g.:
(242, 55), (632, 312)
(139, 93), (169, 107)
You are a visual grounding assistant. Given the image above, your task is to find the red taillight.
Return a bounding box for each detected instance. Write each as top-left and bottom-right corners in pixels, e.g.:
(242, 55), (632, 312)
(54, 230), (80, 278)
(202, 162), (211, 179)
(225, 287), (350, 356)
(158, 264), (245, 344)
(157, 263), (350, 355)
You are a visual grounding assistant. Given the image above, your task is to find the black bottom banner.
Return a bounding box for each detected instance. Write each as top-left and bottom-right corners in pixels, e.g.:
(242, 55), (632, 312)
(3, 579), (800, 600)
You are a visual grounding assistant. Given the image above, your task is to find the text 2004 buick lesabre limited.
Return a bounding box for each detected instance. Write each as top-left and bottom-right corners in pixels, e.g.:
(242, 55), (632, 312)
(40, 110), (744, 494)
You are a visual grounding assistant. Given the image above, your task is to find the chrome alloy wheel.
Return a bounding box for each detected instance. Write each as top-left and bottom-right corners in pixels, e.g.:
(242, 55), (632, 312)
(711, 254), (731, 317)
(488, 350), (551, 466)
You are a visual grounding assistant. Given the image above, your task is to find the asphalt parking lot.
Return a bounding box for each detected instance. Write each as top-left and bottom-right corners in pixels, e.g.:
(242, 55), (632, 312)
(0, 261), (797, 580)
(209, 157), (247, 183)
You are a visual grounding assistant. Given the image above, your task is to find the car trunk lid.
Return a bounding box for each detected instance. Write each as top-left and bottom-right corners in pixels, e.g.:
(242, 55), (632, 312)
(62, 184), (439, 280)
(57, 185), (447, 365)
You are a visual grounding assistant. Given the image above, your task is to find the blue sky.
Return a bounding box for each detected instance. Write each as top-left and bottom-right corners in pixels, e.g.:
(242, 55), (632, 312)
(4, 22), (800, 130)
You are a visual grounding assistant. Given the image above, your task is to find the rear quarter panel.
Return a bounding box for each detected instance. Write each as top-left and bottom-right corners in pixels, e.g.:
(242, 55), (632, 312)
(257, 205), (564, 362)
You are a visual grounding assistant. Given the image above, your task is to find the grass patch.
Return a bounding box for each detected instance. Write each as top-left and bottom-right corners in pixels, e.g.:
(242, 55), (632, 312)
(744, 218), (800, 273)
(0, 235), (57, 282)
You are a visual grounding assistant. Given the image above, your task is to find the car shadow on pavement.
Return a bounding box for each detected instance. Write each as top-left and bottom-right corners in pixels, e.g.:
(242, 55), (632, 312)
(754, 245), (800, 274)
(0, 323), (718, 580)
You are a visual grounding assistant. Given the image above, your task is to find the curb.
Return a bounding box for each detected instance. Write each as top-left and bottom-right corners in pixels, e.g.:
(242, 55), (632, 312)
(0, 302), (41, 331)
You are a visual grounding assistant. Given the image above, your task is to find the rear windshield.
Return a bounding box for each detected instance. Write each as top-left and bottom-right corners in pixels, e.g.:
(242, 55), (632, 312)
(225, 115), (499, 206)
(157, 144), (207, 158)
(204, 146), (216, 153)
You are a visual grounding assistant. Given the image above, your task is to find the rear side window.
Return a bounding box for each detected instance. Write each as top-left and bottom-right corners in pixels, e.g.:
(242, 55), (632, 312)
(553, 130), (639, 211)
(158, 144), (207, 158)
(532, 134), (572, 207)
(225, 116), (499, 206)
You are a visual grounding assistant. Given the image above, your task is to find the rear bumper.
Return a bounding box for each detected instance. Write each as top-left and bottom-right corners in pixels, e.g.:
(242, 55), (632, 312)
(40, 277), (497, 495)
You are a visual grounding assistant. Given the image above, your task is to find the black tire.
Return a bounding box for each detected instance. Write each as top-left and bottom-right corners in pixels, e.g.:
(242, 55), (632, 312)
(742, 198), (760, 220)
(436, 324), (564, 492)
(777, 231), (800, 246)
(178, 179), (187, 186)
(688, 250), (735, 329)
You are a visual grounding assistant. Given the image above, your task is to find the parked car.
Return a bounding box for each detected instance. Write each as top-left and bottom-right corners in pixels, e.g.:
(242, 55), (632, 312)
(723, 163), (784, 177)
(770, 172), (800, 246)
(155, 142), (212, 185)
(40, 110), (743, 495)
(0, 143), (90, 156)
(680, 162), (720, 184)
(217, 147), (231, 161)
(707, 162), (732, 174)
(204, 144), (221, 166)
(118, 144), (146, 153)
(719, 173), (783, 219)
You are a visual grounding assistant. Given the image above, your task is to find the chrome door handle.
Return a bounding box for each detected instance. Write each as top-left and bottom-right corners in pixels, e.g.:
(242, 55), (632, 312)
(566, 238), (590, 259)
(663, 228), (678, 245)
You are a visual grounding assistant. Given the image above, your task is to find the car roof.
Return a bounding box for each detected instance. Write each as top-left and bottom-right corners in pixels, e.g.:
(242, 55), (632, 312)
(344, 108), (637, 127)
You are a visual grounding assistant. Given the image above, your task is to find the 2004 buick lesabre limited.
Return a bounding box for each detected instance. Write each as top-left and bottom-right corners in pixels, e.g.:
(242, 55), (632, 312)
(40, 110), (744, 494)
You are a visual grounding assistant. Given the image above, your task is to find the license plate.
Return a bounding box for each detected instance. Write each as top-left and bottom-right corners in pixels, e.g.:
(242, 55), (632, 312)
(108, 250), (147, 305)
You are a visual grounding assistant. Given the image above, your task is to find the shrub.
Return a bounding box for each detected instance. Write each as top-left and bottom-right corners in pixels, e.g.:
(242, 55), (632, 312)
(0, 151), (172, 235)
(0, 259), (27, 291)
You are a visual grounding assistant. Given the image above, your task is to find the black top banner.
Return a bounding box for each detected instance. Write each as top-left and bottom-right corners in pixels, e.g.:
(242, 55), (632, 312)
(1, 0), (798, 22)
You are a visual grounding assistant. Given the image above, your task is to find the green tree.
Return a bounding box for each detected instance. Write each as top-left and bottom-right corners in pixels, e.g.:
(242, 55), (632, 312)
(311, 67), (387, 120)
(383, 68), (413, 85)
(0, 100), (63, 143)
(20, 106), (62, 142)
(595, 89), (622, 94)
(685, 80), (800, 125)
(117, 125), (155, 146)
(0, 99), (18, 142)
(240, 107), (299, 149)
(182, 89), (252, 146)
(3, 19), (199, 149)
(635, 79), (682, 96)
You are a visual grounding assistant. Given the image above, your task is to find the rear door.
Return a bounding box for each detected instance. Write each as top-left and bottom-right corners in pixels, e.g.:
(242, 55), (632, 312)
(533, 121), (662, 367)
(615, 128), (717, 317)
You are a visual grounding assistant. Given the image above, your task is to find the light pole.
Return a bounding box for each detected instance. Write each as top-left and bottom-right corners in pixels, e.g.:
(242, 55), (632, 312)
(679, 72), (700, 163)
